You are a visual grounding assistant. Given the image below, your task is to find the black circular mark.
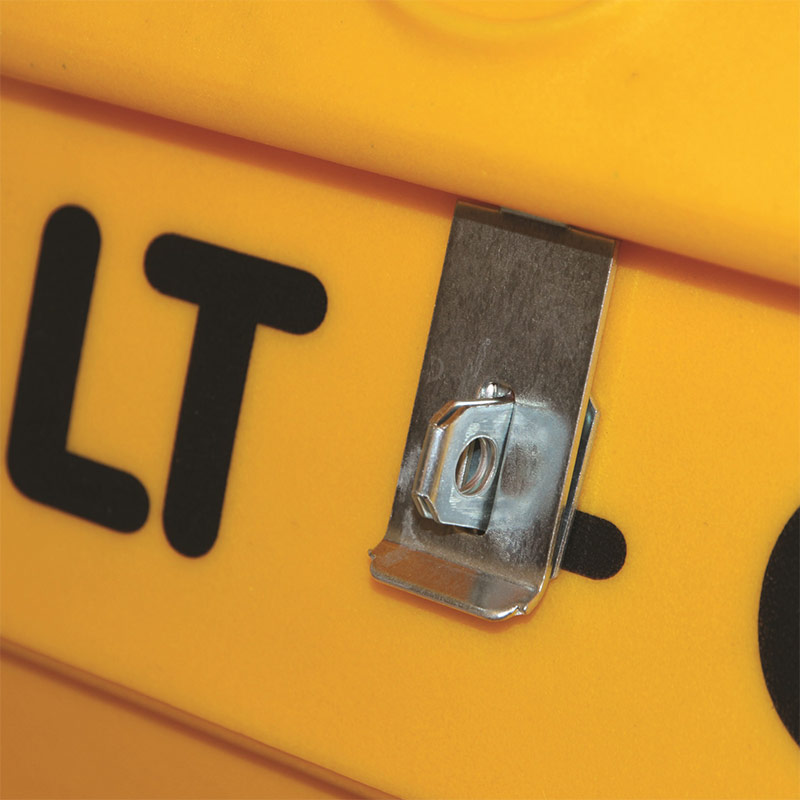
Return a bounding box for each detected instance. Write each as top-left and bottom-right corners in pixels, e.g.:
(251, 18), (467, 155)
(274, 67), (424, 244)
(758, 508), (799, 745)
(561, 510), (626, 580)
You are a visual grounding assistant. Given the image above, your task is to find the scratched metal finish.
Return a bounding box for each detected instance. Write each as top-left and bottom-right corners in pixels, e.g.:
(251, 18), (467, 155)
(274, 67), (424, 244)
(371, 202), (615, 619)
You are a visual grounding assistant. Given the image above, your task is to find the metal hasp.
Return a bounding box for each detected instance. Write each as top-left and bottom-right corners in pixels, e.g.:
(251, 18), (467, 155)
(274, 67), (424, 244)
(369, 202), (616, 620)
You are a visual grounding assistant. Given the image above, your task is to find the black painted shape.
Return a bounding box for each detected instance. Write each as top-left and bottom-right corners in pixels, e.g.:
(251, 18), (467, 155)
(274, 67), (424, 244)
(561, 510), (626, 580)
(145, 234), (327, 558)
(6, 206), (149, 532)
(759, 508), (799, 745)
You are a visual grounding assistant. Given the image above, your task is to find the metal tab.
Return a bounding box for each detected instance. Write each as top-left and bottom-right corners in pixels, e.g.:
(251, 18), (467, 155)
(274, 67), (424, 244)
(370, 202), (615, 620)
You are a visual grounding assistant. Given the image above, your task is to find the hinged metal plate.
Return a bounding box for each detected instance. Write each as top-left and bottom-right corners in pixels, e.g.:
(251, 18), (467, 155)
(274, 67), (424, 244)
(370, 202), (615, 620)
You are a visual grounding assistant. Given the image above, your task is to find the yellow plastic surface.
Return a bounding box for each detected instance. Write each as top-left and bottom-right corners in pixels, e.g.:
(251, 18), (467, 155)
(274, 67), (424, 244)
(1, 1), (798, 285)
(0, 650), (358, 800)
(2, 80), (799, 798)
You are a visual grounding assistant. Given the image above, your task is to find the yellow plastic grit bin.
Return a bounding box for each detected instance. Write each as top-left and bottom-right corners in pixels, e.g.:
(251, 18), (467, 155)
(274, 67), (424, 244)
(1, 2), (798, 799)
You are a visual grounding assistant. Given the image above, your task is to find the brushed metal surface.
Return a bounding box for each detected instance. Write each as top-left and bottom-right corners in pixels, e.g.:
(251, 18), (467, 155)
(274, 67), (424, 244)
(371, 203), (615, 620)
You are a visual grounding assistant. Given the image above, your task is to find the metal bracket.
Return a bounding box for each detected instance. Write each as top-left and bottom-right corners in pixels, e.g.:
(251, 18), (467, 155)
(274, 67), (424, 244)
(370, 202), (615, 620)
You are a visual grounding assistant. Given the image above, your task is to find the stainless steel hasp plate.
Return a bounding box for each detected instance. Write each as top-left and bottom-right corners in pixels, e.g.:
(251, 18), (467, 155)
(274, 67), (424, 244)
(370, 202), (615, 620)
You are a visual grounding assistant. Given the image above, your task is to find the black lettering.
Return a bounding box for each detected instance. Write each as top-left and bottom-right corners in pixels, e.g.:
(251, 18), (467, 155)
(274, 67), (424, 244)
(560, 511), (626, 580)
(145, 234), (326, 557)
(6, 206), (149, 532)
